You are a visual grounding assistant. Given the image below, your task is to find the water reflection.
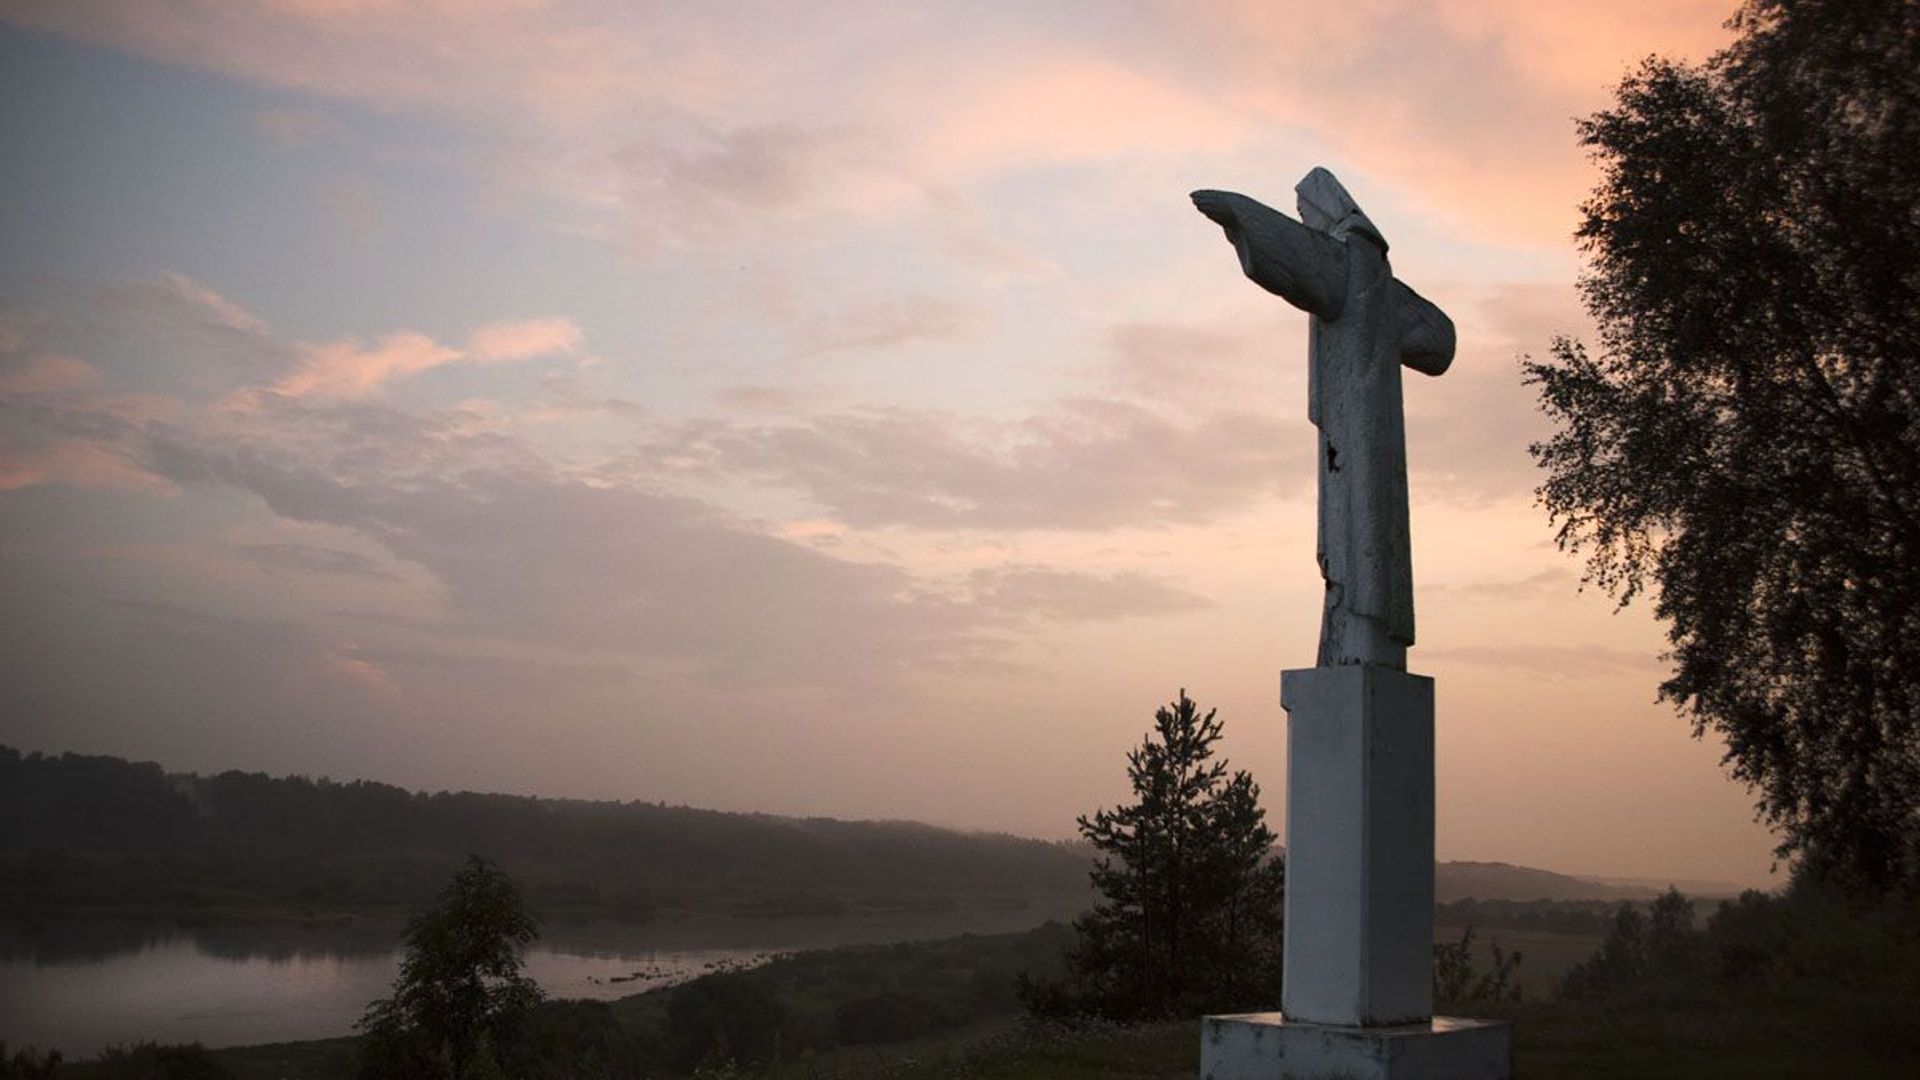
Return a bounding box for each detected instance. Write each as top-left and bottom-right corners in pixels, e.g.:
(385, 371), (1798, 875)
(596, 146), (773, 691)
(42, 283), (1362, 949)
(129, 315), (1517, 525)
(0, 918), (398, 965)
(0, 899), (1084, 1058)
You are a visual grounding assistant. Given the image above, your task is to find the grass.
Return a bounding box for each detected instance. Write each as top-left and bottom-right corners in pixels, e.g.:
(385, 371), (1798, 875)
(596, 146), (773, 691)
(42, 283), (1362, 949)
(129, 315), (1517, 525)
(946, 1023), (1199, 1080)
(1496, 984), (1920, 1079)
(848, 988), (1920, 1080)
(785, 1021), (1202, 1080)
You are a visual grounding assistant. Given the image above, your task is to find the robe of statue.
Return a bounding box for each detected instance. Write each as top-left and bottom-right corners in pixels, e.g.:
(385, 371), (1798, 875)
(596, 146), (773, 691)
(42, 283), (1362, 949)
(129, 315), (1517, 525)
(1192, 169), (1454, 669)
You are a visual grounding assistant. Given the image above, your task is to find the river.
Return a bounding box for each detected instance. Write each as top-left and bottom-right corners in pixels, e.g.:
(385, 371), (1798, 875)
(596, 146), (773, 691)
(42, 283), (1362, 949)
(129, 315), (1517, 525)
(0, 901), (1084, 1058)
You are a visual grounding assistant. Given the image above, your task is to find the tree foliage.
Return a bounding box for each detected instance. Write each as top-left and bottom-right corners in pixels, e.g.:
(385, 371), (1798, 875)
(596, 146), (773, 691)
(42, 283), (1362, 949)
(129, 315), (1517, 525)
(1525, 0), (1920, 894)
(354, 856), (544, 1079)
(1560, 877), (1920, 1001)
(662, 972), (794, 1072)
(1432, 927), (1522, 1006)
(1561, 888), (1699, 1000)
(1028, 690), (1285, 1020)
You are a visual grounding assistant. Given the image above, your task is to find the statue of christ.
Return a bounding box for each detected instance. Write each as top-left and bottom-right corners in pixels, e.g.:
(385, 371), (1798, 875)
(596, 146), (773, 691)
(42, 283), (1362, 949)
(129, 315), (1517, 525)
(1192, 168), (1455, 669)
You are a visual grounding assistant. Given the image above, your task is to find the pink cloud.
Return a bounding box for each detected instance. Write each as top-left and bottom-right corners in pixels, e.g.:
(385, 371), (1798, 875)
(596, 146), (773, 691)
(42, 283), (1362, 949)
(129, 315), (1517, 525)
(0, 355), (104, 396)
(0, 2), (1736, 252)
(320, 645), (404, 708)
(159, 271), (269, 333)
(0, 0), (738, 126)
(795, 295), (978, 357)
(1180, 0), (1734, 244)
(0, 438), (176, 494)
(466, 317), (583, 362)
(1428, 0), (1733, 94)
(907, 56), (1250, 176)
(260, 317), (581, 401)
(270, 331), (462, 399)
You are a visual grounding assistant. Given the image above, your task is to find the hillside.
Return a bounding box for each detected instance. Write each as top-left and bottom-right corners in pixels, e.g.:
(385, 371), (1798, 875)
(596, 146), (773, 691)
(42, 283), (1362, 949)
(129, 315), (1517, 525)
(1434, 860), (1656, 903)
(0, 746), (1089, 920)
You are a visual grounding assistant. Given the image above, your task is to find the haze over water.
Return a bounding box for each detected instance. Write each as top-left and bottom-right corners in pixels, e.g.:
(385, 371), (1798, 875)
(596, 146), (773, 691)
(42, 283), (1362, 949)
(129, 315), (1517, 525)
(3, 905), (1081, 1057)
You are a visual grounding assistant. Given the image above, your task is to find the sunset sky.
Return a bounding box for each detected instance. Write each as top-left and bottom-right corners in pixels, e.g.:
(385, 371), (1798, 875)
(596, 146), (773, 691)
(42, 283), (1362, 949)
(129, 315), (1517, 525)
(0, 1), (1777, 888)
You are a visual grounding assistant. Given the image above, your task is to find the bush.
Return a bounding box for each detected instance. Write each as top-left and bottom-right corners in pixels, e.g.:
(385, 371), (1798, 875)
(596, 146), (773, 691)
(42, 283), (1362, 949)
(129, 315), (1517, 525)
(0, 1043), (61, 1080)
(62, 1043), (233, 1080)
(832, 992), (934, 1045)
(1700, 890), (1795, 987)
(509, 1001), (646, 1080)
(1432, 927), (1522, 1005)
(664, 972), (794, 1071)
(1561, 879), (1920, 1001)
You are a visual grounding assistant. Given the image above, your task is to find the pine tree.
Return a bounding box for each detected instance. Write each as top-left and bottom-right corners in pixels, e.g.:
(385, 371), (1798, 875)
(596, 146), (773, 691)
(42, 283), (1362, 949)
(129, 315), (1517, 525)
(1031, 690), (1284, 1020)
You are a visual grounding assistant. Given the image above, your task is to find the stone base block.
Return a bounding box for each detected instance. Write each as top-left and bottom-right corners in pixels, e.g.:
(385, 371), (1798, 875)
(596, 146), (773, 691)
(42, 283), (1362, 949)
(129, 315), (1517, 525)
(1281, 666), (1435, 1025)
(1201, 1013), (1509, 1080)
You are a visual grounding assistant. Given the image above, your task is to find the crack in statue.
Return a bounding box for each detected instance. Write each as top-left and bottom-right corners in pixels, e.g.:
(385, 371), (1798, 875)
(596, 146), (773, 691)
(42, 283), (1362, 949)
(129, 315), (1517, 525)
(1192, 169), (1454, 670)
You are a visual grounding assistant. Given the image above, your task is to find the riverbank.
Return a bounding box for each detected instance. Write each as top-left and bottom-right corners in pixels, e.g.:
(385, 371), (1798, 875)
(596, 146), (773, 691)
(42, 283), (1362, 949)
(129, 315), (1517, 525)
(64, 924), (1081, 1080)
(24, 920), (1575, 1077)
(3, 903), (1092, 1059)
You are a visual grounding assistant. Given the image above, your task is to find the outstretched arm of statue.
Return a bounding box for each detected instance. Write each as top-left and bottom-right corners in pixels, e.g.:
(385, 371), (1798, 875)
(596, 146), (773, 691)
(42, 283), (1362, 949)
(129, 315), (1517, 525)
(1391, 279), (1455, 376)
(1191, 189), (1348, 319)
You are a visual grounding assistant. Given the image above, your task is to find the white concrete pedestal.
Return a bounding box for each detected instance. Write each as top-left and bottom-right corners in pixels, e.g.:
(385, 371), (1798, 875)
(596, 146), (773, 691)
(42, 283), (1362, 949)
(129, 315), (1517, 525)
(1196, 666), (1510, 1079)
(1200, 1014), (1510, 1080)
(1282, 666), (1434, 1027)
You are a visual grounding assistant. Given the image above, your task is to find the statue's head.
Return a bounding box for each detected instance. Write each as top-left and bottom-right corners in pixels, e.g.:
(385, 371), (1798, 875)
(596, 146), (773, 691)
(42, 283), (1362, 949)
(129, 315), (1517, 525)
(1296, 167), (1388, 253)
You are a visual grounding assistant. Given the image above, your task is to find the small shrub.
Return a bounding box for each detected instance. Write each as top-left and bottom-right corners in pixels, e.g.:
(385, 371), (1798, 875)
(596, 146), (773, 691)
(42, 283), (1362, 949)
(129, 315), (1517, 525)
(68, 1042), (233, 1080)
(833, 992), (935, 1045)
(1433, 927), (1522, 1005)
(0, 1043), (61, 1080)
(664, 972), (793, 1070)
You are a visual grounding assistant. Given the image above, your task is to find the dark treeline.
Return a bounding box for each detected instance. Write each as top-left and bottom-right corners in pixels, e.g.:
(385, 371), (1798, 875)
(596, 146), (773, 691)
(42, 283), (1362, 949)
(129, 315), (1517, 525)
(0, 747), (1088, 920)
(1560, 880), (1920, 1001)
(1435, 897), (1619, 937)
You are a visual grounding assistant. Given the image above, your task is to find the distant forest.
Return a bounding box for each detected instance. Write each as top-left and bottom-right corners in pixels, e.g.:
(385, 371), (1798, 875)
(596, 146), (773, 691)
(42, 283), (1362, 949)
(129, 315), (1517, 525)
(0, 747), (1091, 921)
